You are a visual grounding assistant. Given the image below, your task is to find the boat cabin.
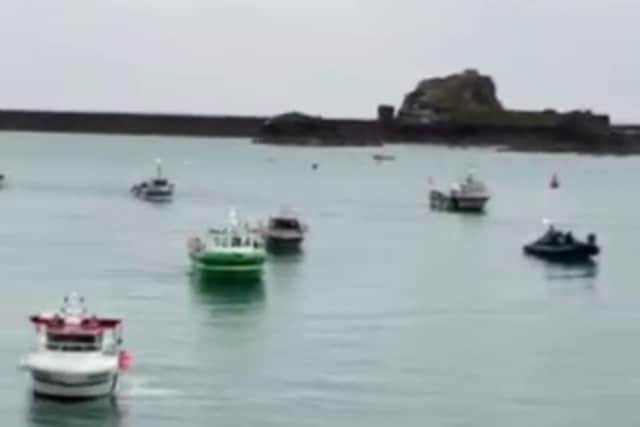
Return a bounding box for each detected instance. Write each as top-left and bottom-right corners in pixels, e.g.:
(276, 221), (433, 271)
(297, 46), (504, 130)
(46, 330), (102, 352)
(537, 227), (575, 246)
(536, 226), (597, 247)
(208, 228), (263, 249)
(137, 177), (172, 189)
(269, 217), (302, 231)
(151, 178), (170, 186)
(30, 315), (122, 354)
(458, 174), (488, 194)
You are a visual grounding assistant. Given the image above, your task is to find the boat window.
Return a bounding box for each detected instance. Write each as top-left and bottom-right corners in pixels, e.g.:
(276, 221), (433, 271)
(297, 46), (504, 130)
(46, 333), (102, 351)
(273, 219), (300, 230)
(153, 179), (168, 185)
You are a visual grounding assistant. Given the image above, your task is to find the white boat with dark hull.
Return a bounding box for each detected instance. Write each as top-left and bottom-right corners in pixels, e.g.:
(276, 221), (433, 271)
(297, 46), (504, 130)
(21, 293), (131, 400)
(131, 159), (174, 202)
(429, 172), (490, 212)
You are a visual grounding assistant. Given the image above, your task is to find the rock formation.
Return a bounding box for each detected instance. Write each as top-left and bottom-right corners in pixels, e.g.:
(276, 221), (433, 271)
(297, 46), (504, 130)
(398, 69), (502, 123)
(257, 111), (345, 145)
(396, 69), (610, 140)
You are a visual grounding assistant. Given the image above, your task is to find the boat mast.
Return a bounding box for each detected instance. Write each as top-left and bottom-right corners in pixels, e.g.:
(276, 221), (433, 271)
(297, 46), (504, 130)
(229, 208), (239, 227)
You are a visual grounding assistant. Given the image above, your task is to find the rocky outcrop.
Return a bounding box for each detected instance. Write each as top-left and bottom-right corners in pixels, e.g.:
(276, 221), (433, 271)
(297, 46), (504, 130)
(256, 112), (381, 146)
(399, 69), (502, 123)
(262, 112), (327, 135)
(258, 111), (341, 144)
(396, 69), (611, 143)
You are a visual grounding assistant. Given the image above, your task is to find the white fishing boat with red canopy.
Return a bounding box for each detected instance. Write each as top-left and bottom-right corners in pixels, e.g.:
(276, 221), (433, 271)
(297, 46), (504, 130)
(21, 293), (132, 400)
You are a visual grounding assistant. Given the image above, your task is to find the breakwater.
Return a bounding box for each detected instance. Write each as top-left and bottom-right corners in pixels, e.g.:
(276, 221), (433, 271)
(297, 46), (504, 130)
(0, 109), (267, 137)
(0, 109), (380, 143)
(0, 108), (638, 154)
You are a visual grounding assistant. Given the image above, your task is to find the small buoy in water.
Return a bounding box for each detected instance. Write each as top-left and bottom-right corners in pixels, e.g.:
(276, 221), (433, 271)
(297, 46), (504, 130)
(312, 163), (319, 170)
(550, 173), (559, 189)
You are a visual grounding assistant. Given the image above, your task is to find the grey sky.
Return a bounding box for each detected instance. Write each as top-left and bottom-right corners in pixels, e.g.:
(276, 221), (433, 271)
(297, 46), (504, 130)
(1, 0), (638, 121)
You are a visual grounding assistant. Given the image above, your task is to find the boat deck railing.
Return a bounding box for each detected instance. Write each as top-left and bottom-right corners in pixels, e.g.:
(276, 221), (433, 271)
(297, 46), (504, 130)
(209, 234), (263, 249)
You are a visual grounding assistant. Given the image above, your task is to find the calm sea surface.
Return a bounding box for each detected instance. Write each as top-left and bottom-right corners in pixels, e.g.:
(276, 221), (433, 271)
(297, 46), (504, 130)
(1, 133), (640, 427)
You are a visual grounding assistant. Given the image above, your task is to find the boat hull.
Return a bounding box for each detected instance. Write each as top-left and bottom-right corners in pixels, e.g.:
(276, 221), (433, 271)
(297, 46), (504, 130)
(140, 193), (173, 203)
(265, 236), (303, 254)
(429, 190), (488, 212)
(190, 252), (265, 281)
(133, 192), (173, 203)
(452, 196), (489, 211)
(131, 186), (173, 203)
(523, 244), (600, 262)
(31, 371), (118, 400)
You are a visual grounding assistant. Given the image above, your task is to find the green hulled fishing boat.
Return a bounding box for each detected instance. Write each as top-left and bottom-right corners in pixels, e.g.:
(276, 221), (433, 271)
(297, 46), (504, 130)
(187, 209), (266, 281)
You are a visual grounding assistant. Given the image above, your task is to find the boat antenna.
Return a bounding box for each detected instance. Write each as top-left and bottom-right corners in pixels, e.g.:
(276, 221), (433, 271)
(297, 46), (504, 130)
(155, 158), (163, 178)
(61, 292), (85, 316)
(229, 208), (239, 227)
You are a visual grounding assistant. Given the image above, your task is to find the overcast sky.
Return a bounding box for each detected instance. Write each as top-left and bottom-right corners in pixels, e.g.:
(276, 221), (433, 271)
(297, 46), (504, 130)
(0, 0), (638, 122)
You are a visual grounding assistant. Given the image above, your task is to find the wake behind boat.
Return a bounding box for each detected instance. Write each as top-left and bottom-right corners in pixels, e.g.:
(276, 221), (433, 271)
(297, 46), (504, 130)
(131, 159), (175, 202)
(188, 208), (266, 281)
(20, 293), (131, 400)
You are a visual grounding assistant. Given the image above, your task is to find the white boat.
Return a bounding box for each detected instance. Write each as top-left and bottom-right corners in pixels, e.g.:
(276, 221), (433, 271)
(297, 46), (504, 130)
(131, 159), (174, 202)
(429, 171), (490, 212)
(21, 293), (131, 400)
